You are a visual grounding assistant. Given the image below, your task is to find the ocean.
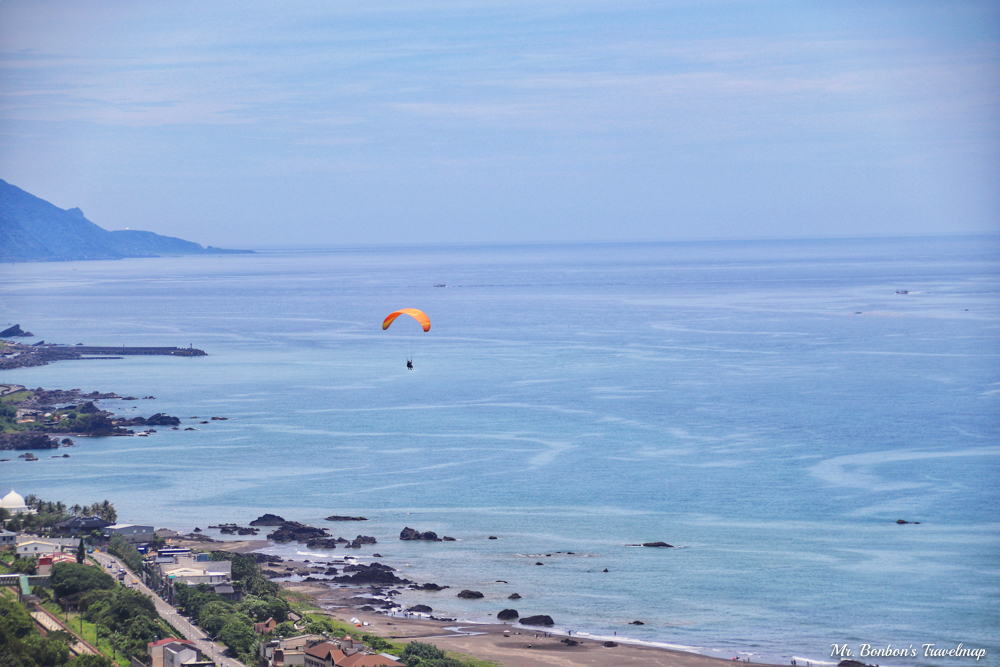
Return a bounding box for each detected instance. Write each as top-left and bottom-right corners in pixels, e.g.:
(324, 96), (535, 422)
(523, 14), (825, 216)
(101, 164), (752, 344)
(2, 236), (998, 665)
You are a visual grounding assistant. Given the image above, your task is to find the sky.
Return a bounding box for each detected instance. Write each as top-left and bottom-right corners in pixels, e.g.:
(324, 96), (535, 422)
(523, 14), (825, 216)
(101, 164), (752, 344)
(1, 1), (998, 248)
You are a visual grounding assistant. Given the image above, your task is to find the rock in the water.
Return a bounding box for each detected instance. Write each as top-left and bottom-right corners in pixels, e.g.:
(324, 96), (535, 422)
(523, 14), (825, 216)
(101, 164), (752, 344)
(497, 609), (518, 621)
(249, 513), (286, 526)
(325, 515), (369, 522)
(457, 590), (484, 599)
(838, 661), (869, 667)
(642, 542), (674, 548)
(508, 593), (521, 600)
(349, 535), (377, 548)
(400, 526), (442, 541)
(408, 605), (433, 613)
(267, 521), (330, 543)
(0, 325), (33, 337)
(306, 538), (341, 549)
(146, 413), (181, 426)
(442, 536), (456, 541)
(488, 536), (498, 539)
(411, 583), (448, 591)
(521, 615), (554, 626)
(333, 562), (411, 585)
(629, 620), (644, 625)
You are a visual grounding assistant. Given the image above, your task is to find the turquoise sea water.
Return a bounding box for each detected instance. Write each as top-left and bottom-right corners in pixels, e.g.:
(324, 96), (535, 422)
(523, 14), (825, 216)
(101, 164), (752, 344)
(2, 236), (998, 665)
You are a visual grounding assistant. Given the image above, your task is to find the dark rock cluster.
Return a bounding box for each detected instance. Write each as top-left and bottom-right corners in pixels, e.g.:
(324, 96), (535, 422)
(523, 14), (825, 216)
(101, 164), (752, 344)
(520, 615), (554, 626)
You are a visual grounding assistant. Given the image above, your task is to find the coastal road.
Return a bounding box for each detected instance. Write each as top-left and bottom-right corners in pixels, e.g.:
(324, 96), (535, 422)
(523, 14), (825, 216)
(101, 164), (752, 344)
(92, 552), (245, 667)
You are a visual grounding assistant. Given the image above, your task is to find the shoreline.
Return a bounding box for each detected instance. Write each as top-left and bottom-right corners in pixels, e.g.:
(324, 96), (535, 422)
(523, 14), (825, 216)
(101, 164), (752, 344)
(167, 533), (791, 667)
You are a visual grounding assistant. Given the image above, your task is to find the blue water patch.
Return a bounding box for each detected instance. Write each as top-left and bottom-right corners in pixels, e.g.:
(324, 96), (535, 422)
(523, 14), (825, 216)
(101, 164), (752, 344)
(2, 236), (998, 665)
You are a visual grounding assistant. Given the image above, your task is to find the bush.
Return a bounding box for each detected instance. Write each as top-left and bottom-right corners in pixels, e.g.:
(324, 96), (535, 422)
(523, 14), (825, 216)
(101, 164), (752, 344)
(402, 641), (446, 666)
(49, 562), (116, 598)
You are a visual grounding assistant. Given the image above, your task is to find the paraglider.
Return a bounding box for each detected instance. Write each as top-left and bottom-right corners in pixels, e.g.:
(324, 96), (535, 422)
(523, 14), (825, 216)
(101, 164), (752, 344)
(382, 309), (431, 332)
(383, 309), (430, 369)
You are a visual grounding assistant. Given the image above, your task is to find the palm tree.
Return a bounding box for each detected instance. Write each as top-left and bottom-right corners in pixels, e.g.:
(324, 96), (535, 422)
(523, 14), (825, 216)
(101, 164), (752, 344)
(70, 504), (82, 517)
(55, 501), (66, 516)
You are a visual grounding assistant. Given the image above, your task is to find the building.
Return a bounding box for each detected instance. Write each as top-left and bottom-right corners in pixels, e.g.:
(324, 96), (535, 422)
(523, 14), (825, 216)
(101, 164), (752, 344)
(36, 552), (79, 575)
(16, 540), (61, 557)
(254, 616), (277, 634)
(148, 638), (213, 667)
(0, 529), (16, 547)
(53, 516), (112, 533)
(303, 642), (402, 667)
(103, 523), (155, 543)
(1, 489), (36, 516)
(260, 634), (325, 667)
(154, 554), (238, 604)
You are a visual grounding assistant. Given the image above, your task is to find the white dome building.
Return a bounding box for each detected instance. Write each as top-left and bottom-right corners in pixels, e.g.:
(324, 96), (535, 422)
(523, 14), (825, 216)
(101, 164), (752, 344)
(1, 489), (36, 515)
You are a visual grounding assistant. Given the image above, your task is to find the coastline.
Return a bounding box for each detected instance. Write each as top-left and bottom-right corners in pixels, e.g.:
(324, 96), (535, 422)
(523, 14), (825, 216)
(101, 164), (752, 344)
(166, 533), (788, 667)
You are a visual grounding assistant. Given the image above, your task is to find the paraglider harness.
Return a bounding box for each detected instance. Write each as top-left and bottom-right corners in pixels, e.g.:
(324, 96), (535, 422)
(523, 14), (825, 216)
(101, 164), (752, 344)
(406, 359), (413, 370)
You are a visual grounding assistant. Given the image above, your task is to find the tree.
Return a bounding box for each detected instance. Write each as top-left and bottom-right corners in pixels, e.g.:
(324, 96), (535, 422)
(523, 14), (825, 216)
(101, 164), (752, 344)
(49, 562), (116, 598)
(217, 618), (258, 662)
(75, 539), (85, 564)
(10, 557), (37, 575)
(401, 641), (446, 666)
(66, 656), (114, 667)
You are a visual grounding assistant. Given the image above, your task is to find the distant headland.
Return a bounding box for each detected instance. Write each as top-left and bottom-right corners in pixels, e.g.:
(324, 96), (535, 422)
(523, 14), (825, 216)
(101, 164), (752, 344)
(0, 178), (253, 262)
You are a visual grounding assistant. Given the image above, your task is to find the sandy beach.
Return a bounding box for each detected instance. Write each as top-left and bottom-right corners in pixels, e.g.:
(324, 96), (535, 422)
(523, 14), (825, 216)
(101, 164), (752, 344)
(157, 533), (783, 667)
(282, 580), (776, 667)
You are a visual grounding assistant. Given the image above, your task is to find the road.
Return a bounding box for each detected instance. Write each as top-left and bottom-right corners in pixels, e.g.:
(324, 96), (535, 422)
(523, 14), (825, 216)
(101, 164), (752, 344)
(91, 552), (246, 667)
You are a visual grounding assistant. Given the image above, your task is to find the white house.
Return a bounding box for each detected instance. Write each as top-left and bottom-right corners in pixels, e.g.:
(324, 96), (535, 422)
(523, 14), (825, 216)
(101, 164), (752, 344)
(16, 540), (60, 556)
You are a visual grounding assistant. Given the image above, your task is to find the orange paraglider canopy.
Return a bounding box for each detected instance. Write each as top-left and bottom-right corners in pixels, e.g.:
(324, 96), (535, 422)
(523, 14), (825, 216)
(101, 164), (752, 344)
(383, 308), (431, 332)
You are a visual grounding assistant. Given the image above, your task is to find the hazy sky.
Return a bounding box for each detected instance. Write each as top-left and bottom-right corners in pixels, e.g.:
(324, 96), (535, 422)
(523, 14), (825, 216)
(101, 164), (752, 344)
(1, 1), (998, 247)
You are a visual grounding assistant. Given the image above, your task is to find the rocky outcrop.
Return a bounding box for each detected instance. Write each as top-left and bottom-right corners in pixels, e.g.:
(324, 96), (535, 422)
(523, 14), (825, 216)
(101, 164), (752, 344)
(208, 523), (259, 536)
(333, 562), (411, 586)
(520, 615), (554, 626)
(410, 583), (449, 591)
(348, 535), (377, 548)
(508, 593), (521, 600)
(0, 432), (59, 450)
(497, 609), (518, 621)
(457, 590), (484, 599)
(145, 413), (181, 426)
(642, 542), (673, 548)
(306, 538), (341, 549)
(0, 325), (33, 337)
(249, 513), (286, 526)
(629, 620), (644, 625)
(603, 641), (618, 648)
(407, 605), (433, 613)
(896, 519), (921, 524)
(400, 527), (442, 541)
(266, 521), (330, 543)
(325, 515), (369, 522)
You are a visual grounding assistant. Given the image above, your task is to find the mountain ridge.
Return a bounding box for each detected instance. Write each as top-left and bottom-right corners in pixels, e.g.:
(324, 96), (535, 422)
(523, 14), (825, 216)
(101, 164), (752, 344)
(0, 179), (252, 262)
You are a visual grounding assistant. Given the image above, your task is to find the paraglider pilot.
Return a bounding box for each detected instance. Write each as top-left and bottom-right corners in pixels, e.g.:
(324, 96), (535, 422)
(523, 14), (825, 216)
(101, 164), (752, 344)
(407, 359), (413, 370)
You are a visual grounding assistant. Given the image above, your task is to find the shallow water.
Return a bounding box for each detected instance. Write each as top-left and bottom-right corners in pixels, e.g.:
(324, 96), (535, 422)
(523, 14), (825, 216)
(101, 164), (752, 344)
(1, 236), (998, 665)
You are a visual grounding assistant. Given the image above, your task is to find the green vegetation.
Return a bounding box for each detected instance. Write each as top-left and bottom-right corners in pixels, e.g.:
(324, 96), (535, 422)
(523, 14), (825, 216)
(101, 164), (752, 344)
(175, 554), (288, 665)
(0, 594), (113, 667)
(0, 497), (116, 534)
(49, 563), (117, 599)
(104, 536), (139, 573)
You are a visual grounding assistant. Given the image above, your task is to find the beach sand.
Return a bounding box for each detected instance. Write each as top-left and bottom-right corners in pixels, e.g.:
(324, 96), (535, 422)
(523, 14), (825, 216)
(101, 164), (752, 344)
(283, 581), (774, 667)
(163, 533), (779, 667)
